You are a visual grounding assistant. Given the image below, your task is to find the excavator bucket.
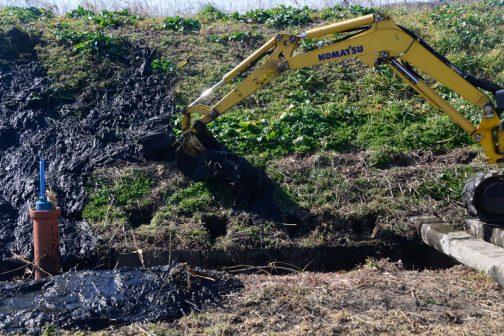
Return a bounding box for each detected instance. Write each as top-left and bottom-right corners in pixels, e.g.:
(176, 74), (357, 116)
(176, 121), (270, 202)
(176, 121), (222, 179)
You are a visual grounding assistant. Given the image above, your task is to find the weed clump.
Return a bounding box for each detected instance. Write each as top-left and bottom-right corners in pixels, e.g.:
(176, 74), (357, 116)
(151, 56), (176, 73)
(319, 4), (376, 20)
(207, 31), (263, 45)
(161, 16), (201, 32)
(228, 5), (312, 28)
(95, 9), (138, 28)
(66, 6), (139, 28)
(196, 4), (226, 23)
(66, 6), (95, 20)
(3, 6), (53, 23)
(54, 28), (123, 59)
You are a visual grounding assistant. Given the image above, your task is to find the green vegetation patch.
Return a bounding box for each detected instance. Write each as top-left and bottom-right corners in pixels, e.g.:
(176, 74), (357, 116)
(160, 16), (201, 32)
(54, 28), (123, 58)
(318, 4), (376, 20)
(1, 1), (503, 252)
(83, 169), (153, 224)
(207, 32), (263, 45)
(151, 56), (176, 73)
(196, 4), (226, 23)
(228, 5), (313, 28)
(67, 6), (139, 28)
(2, 6), (53, 23)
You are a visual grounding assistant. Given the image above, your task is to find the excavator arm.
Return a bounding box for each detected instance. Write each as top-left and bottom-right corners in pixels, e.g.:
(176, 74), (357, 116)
(181, 13), (504, 163)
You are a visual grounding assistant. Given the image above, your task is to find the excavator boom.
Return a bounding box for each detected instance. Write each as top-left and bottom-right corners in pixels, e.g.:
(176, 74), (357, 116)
(178, 13), (504, 223)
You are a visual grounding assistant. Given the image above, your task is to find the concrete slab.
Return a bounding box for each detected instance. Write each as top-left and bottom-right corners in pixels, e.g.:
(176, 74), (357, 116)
(410, 216), (504, 288)
(465, 218), (504, 249)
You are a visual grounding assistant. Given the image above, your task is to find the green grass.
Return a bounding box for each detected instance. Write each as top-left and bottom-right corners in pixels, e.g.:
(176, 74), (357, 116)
(4, 1), (498, 159)
(82, 170), (152, 224)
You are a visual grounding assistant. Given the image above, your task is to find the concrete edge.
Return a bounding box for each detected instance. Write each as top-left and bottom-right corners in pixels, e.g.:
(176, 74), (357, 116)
(465, 219), (504, 249)
(409, 216), (504, 288)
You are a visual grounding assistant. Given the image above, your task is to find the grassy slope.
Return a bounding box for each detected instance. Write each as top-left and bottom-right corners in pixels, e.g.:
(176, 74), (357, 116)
(1, 1), (503, 252)
(3, 3), (504, 336)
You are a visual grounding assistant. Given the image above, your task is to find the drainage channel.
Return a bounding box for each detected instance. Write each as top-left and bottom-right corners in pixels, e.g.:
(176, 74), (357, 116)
(109, 240), (455, 274)
(0, 240), (456, 282)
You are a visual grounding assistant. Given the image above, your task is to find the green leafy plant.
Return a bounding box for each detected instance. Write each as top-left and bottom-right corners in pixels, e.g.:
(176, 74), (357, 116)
(4, 6), (52, 22)
(95, 9), (138, 28)
(196, 4), (226, 23)
(319, 4), (376, 20)
(229, 5), (312, 28)
(161, 16), (201, 32)
(151, 56), (176, 73)
(55, 28), (123, 59)
(207, 31), (262, 45)
(66, 7), (138, 27)
(66, 5), (96, 20)
(209, 102), (353, 158)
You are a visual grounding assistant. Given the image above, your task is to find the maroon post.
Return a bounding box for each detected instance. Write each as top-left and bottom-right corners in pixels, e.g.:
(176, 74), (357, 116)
(29, 207), (61, 279)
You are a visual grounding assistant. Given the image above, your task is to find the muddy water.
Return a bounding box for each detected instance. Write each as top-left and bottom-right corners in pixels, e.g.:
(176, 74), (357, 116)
(0, 263), (242, 334)
(0, 28), (176, 264)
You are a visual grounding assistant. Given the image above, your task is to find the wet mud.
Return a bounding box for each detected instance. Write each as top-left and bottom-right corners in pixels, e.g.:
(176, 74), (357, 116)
(0, 263), (242, 334)
(0, 28), (176, 264)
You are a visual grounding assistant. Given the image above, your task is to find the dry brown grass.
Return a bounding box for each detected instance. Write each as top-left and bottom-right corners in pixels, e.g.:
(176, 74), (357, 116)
(85, 149), (493, 255)
(80, 259), (503, 335)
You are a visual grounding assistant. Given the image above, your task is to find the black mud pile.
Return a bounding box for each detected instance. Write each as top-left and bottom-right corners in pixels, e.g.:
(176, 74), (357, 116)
(0, 263), (242, 334)
(177, 121), (281, 219)
(0, 28), (176, 263)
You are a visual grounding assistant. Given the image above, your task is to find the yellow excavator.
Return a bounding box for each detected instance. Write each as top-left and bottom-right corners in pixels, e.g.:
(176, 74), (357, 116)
(177, 13), (504, 224)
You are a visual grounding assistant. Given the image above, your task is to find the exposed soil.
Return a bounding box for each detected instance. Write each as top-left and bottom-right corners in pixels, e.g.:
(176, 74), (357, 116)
(106, 260), (504, 335)
(0, 263), (241, 335)
(0, 4), (502, 335)
(0, 27), (175, 265)
(0, 26), (490, 269)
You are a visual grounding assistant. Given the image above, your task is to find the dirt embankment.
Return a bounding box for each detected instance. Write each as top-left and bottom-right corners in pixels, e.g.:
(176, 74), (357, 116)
(86, 147), (483, 257)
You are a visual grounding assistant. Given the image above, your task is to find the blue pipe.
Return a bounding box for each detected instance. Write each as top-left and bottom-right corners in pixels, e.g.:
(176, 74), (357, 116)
(40, 160), (45, 199)
(35, 159), (52, 211)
